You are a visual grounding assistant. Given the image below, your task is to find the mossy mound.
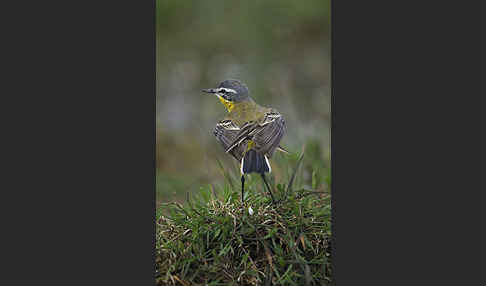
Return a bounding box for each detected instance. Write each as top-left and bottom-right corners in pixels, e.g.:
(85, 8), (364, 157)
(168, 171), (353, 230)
(156, 182), (332, 285)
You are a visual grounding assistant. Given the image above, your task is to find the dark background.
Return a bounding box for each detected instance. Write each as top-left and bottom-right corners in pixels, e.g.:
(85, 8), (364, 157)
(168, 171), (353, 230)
(156, 0), (331, 205)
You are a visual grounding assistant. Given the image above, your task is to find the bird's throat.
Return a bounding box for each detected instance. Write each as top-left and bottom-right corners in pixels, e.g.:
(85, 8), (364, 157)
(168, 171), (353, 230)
(218, 95), (235, 112)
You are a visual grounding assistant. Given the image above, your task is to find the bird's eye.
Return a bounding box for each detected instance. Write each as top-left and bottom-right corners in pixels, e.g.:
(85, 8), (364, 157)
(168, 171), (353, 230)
(220, 89), (226, 94)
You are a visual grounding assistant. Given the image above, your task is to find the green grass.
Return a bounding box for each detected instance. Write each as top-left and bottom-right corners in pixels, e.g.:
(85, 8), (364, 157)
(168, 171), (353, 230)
(156, 150), (332, 285)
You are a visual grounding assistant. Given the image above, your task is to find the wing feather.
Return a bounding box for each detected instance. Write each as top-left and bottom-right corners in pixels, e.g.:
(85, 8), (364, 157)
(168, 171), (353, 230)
(213, 120), (246, 161)
(225, 111), (286, 158)
(253, 112), (286, 157)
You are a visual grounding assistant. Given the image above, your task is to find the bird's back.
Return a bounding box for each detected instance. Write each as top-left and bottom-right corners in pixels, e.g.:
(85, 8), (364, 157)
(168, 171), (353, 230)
(225, 100), (272, 127)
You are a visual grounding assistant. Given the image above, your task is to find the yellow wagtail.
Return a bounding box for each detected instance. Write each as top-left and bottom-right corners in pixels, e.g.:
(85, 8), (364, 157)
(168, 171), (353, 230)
(203, 79), (286, 203)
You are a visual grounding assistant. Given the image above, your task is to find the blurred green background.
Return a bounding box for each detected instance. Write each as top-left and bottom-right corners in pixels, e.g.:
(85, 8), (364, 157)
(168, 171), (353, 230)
(156, 0), (331, 206)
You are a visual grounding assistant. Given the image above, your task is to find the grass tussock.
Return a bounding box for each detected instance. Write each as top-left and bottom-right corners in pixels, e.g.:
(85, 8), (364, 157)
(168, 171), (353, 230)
(156, 151), (332, 285)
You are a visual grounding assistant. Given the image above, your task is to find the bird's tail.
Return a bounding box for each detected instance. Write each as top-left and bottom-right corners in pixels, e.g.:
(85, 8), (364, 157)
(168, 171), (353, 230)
(241, 150), (271, 174)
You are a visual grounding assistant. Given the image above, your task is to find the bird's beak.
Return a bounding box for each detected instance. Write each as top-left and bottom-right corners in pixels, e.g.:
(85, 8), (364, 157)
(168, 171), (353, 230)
(202, 88), (218, 94)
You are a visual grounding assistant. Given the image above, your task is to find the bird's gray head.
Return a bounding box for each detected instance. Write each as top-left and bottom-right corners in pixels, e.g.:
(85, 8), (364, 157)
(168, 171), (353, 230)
(202, 79), (250, 103)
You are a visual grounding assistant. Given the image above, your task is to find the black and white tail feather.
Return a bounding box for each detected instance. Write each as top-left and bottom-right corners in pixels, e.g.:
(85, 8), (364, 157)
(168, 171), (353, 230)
(241, 150), (271, 175)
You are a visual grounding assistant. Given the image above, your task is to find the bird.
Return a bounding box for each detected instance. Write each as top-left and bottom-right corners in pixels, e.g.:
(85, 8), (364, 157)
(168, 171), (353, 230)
(202, 79), (286, 204)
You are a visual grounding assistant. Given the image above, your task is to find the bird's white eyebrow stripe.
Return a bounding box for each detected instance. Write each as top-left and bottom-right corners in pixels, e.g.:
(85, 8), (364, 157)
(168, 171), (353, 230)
(217, 88), (237, 94)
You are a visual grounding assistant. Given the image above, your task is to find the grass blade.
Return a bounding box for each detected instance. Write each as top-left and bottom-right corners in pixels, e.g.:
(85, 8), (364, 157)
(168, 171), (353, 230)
(283, 146), (305, 201)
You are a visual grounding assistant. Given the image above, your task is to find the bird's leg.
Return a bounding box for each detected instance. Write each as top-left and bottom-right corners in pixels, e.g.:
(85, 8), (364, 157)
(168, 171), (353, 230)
(260, 173), (276, 204)
(241, 175), (245, 203)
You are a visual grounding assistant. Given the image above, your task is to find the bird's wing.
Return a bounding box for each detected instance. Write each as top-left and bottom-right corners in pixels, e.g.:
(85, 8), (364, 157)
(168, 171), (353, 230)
(276, 145), (290, 154)
(213, 119), (246, 161)
(226, 111), (285, 158)
(253, 112), (286, 157)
